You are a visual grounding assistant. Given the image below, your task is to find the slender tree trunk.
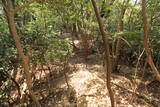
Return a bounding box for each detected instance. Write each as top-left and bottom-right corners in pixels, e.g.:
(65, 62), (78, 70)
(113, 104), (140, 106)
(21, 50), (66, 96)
(91, 0), (115, 107)
(4, 0), (41, 106)
(113, 8), (124, 71)
(141, 0), (160, 81)
(77, 22), (89, 61)
(113, 0), (129, 71)
(81, 34), (89, 61)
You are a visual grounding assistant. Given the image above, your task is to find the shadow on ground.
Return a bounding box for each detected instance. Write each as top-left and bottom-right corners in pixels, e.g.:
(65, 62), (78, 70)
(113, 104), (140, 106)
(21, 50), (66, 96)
(10, 54), (160, 107)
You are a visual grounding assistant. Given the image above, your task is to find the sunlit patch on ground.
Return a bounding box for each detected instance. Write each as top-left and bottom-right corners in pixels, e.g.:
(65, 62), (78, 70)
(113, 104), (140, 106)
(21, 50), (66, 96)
(66, 63), (151, 107)
(69, 64), (111, 107)
(8, 56), (160, 107)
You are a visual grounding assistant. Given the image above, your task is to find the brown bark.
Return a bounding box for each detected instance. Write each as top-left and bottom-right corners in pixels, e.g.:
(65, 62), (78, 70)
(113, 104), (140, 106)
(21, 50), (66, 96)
(141, 0), (160, 81)
(91, 0), (115, 107)
(113, 0), (129, 71)
(81, 34), (89, 60)
(113, 10), (124, 71)
(4, 0), (41, 106)
(77, 22), (90, 61)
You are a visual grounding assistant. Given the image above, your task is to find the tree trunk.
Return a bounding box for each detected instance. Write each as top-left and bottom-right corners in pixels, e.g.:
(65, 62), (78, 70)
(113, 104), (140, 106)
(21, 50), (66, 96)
(141, 0), (160, 81)
(81, 34), (89, 61)
(4, 0), (41, 106)
(113, 9), (124, 71)
(91, 0), (115, 107)
(77, 22), (89, 61)
(113, 0), (129, 71)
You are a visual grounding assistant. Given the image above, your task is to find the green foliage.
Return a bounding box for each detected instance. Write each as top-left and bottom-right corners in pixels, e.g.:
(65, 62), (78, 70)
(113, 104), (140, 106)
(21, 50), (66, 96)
(1, 0), (160, 105)
(45, 37), (73, 62)
(15, 3), (74, 64)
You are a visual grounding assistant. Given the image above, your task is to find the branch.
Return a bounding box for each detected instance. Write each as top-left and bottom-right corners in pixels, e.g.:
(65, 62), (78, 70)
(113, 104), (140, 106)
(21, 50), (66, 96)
(3, 71), (21, 97)
(14, 0), (40, 14)
(113, 82), (160, 105)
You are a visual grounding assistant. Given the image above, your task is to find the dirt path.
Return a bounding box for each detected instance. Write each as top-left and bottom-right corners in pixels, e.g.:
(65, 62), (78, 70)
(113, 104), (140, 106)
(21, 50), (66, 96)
(61, 56), (159, 107)
(31, 56), (160, 107)
(69, 63), (111, 107)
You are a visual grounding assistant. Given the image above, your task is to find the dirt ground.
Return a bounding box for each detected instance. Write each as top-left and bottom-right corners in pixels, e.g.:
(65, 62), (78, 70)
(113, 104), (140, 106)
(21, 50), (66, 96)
(29, 54), (160, 107)
(3, 54), (160, 107)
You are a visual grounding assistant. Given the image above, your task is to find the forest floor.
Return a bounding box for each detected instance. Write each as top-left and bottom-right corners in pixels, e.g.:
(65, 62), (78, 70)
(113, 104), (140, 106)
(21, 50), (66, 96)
(8, 53), (160, 107)
(28, 53), (160, 107)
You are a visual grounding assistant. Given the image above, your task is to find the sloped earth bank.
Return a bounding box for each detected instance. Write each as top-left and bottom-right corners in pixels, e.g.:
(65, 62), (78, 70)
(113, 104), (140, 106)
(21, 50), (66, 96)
(30, 54), (160, 107)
